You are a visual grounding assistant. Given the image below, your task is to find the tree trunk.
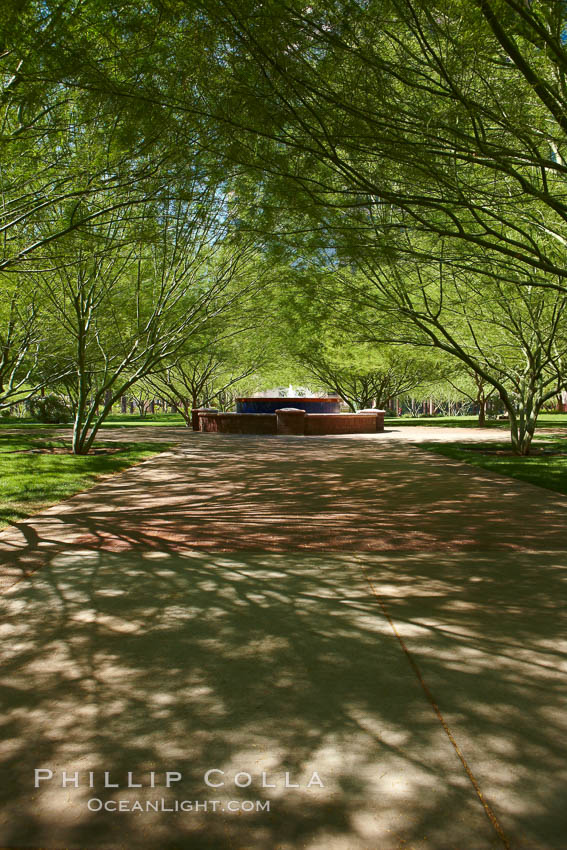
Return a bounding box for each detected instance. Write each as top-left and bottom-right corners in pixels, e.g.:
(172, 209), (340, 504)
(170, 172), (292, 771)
(506, 396), (540, 456)
(72, 329), (90, 454)
(474, 374), (488, 427)
(177, 399), (191, 426)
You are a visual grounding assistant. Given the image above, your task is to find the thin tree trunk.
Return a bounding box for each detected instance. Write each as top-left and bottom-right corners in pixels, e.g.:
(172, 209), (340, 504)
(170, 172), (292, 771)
(478, 395), (486, 427)
(507, 398), (540, 456)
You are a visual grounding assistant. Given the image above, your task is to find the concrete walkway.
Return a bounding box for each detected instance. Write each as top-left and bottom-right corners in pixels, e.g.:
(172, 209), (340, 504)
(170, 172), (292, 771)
(0, 432), (566, 849)
(0, 422), (517, 444)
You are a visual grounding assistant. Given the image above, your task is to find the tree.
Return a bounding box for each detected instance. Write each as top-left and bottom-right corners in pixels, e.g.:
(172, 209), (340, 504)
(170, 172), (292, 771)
(128, 384), (157, 418)
(7, 1), (567, 293)
(0, 269), (73, 409)
(293, 340), (438, 412)
(267, 262), (443, 410)
(142, 330), (270, 423)
(0, 276), (43, 409)
(0, 40), (172, 274)
(333, 247), (567, 454)
(444, 369), (499, 426)
(181, 0), (567, 291)
(29, 186), (268, 453)
(5, 0), (567, 455)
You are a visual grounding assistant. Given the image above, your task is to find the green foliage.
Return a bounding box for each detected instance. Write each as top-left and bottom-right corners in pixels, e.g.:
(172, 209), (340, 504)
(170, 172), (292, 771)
(29, 395), (72, 424)
(263, 263), (446, 409)
(2, 0), (567, 457)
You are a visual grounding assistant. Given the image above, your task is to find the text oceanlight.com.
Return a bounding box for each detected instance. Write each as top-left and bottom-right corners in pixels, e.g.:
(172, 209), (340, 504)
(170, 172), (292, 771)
(87, 799), (270, 813)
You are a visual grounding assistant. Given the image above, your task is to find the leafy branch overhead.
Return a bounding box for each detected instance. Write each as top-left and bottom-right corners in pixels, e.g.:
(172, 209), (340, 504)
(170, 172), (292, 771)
(1, 0), (567, 453)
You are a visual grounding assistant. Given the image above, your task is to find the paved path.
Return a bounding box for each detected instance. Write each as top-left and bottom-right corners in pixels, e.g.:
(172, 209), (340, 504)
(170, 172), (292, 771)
(0, 432), (566, 849)
(0, 432), (565, 583)
(0, 422), (519, 444)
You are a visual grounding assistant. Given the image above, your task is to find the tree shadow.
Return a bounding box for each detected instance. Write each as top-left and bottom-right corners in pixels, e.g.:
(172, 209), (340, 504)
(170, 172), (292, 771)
(1, 435), (566, 588)
(0, 435), (566, 847)
(0, 547), (537, 850)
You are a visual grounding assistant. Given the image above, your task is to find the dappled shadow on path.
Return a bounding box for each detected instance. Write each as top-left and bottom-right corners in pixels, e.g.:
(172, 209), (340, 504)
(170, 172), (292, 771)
(1, 435), (566, 848)
(1, 436), (566, 590)
(0, 548), (566, 848)
(358, 550), (567, 849)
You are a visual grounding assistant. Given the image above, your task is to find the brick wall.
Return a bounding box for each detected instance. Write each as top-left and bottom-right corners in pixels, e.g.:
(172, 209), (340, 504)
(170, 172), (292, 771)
(198, 410), (385, 435)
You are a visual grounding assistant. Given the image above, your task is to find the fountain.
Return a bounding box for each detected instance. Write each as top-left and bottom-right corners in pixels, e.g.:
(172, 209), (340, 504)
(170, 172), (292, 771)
(194, 396), (385, 436)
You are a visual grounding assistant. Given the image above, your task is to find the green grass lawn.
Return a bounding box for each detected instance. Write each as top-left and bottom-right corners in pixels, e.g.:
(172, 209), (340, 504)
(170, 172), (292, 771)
(101, 413), (187, 426)
(0, 434), (170, 528)
(385, 413), (567, 429)
(0, 412), (188, 428)
(423, 437), (567, 496)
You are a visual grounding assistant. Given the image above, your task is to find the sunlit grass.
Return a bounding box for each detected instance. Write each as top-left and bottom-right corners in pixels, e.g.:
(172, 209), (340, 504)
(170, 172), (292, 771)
(101, 413), (187, 426)
(423, 437), (567, 496)
(385, 413), (567, 430)
(0, 412), (188, 428)
(0, 435), (169, 528)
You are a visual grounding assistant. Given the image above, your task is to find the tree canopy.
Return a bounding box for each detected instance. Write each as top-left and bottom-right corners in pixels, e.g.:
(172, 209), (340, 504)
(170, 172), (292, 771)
(2, 0), (567, 452)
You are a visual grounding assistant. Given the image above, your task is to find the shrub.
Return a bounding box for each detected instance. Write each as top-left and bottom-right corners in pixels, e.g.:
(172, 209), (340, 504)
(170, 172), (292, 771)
(29, 395), (72, 424)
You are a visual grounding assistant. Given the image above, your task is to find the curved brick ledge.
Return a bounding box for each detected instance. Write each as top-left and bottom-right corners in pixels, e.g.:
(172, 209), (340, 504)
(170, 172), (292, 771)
(196, 410), (385, 436)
